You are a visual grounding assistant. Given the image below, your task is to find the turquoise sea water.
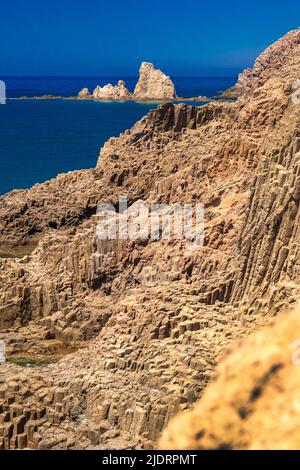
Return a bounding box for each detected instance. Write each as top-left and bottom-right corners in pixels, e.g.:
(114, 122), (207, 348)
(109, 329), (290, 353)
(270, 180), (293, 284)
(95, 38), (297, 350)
(0, 76), (237, 195)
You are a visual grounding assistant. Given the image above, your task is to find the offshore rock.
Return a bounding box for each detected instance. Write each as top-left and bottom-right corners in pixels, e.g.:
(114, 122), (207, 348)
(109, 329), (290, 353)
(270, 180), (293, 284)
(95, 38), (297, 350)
(133, 62), (176, 100)
(92, 80), (132, 100)
(78, 87), (91, 99)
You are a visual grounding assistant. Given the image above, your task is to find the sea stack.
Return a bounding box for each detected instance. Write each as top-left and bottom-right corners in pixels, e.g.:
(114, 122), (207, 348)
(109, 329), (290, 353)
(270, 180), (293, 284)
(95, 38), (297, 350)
(133, 62), (176, 100)
(0, 341), (5, 364)
(77, 63), (176, 101)
(92, 80), (132, 100)
(78, 87), (91, 99)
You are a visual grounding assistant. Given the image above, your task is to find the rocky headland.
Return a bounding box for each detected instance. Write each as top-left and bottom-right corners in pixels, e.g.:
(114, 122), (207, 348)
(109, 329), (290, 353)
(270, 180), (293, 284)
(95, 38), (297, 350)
(0, 30), (299, 450)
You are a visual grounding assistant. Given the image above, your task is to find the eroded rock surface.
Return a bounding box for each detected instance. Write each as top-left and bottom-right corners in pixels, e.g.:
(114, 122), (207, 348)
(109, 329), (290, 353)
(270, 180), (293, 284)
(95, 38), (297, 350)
(78, 87), (91, 99)
(76, 62), (176, 102)
(160, 305), (300, 450)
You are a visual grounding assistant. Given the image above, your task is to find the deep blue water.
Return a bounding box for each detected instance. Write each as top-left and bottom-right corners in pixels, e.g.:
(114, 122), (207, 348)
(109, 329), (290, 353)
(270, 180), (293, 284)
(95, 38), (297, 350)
(0, 76), (237, 195)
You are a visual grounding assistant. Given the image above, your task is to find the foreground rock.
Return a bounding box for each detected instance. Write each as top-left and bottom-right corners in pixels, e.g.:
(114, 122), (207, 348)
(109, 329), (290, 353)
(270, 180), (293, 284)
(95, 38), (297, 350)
(133, 62), (176, 100)
(160, 305), (300, 450)
(0, 30), (299, 450)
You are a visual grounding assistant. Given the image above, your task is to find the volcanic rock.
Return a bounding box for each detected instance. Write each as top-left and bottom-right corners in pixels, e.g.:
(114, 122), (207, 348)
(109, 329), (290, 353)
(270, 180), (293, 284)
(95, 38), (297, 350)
(160, 305), (300, 450)
(133, 62), (176, 100)
(92, 80), (132, 100)
(76, 63), (176, 102)
(225, 28), (300, 97)
(78, 87), (91, 99)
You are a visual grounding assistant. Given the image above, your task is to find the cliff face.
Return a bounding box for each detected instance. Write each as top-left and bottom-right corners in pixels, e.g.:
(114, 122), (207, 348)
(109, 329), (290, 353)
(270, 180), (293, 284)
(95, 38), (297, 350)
(133, 62), (176, 100)
(78, 87), (90, 98)
(0, 31), (299, 450)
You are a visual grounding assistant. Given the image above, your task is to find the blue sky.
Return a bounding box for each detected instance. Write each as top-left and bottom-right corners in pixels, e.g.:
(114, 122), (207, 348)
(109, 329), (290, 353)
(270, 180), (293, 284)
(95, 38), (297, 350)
(1, 0), (299, 76)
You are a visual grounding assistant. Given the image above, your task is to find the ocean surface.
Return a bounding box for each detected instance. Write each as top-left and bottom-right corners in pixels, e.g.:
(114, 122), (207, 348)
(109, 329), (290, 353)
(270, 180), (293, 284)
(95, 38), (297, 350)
(0, 76), (237, 195)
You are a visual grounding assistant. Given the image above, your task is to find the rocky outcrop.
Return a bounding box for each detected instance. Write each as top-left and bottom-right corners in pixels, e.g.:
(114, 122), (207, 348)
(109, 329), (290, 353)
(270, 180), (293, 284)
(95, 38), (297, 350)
(92, 80), (132, 100)
(134, 62), (176, 100)
(0, 101), (228, 247)
(76, 63), (176, 102)
(0, 30), (299, 450)
(160, 305), (300, 450)
(78, 87), (91, 99)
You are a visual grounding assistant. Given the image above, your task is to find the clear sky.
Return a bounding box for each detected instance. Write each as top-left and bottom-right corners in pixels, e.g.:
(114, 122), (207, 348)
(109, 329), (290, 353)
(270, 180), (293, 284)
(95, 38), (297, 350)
(1, 0), (299, 76)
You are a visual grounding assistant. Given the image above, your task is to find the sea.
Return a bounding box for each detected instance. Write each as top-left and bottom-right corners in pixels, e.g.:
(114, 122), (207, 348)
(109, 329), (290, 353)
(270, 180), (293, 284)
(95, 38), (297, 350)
(0, 76), (237, 196)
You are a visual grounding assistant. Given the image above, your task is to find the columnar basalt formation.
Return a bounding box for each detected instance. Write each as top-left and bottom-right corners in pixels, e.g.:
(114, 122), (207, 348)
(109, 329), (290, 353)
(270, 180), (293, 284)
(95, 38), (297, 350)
(0, 30), (299, 450)
(78, 87), (91, 98)
(78, 81), (132, 101)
